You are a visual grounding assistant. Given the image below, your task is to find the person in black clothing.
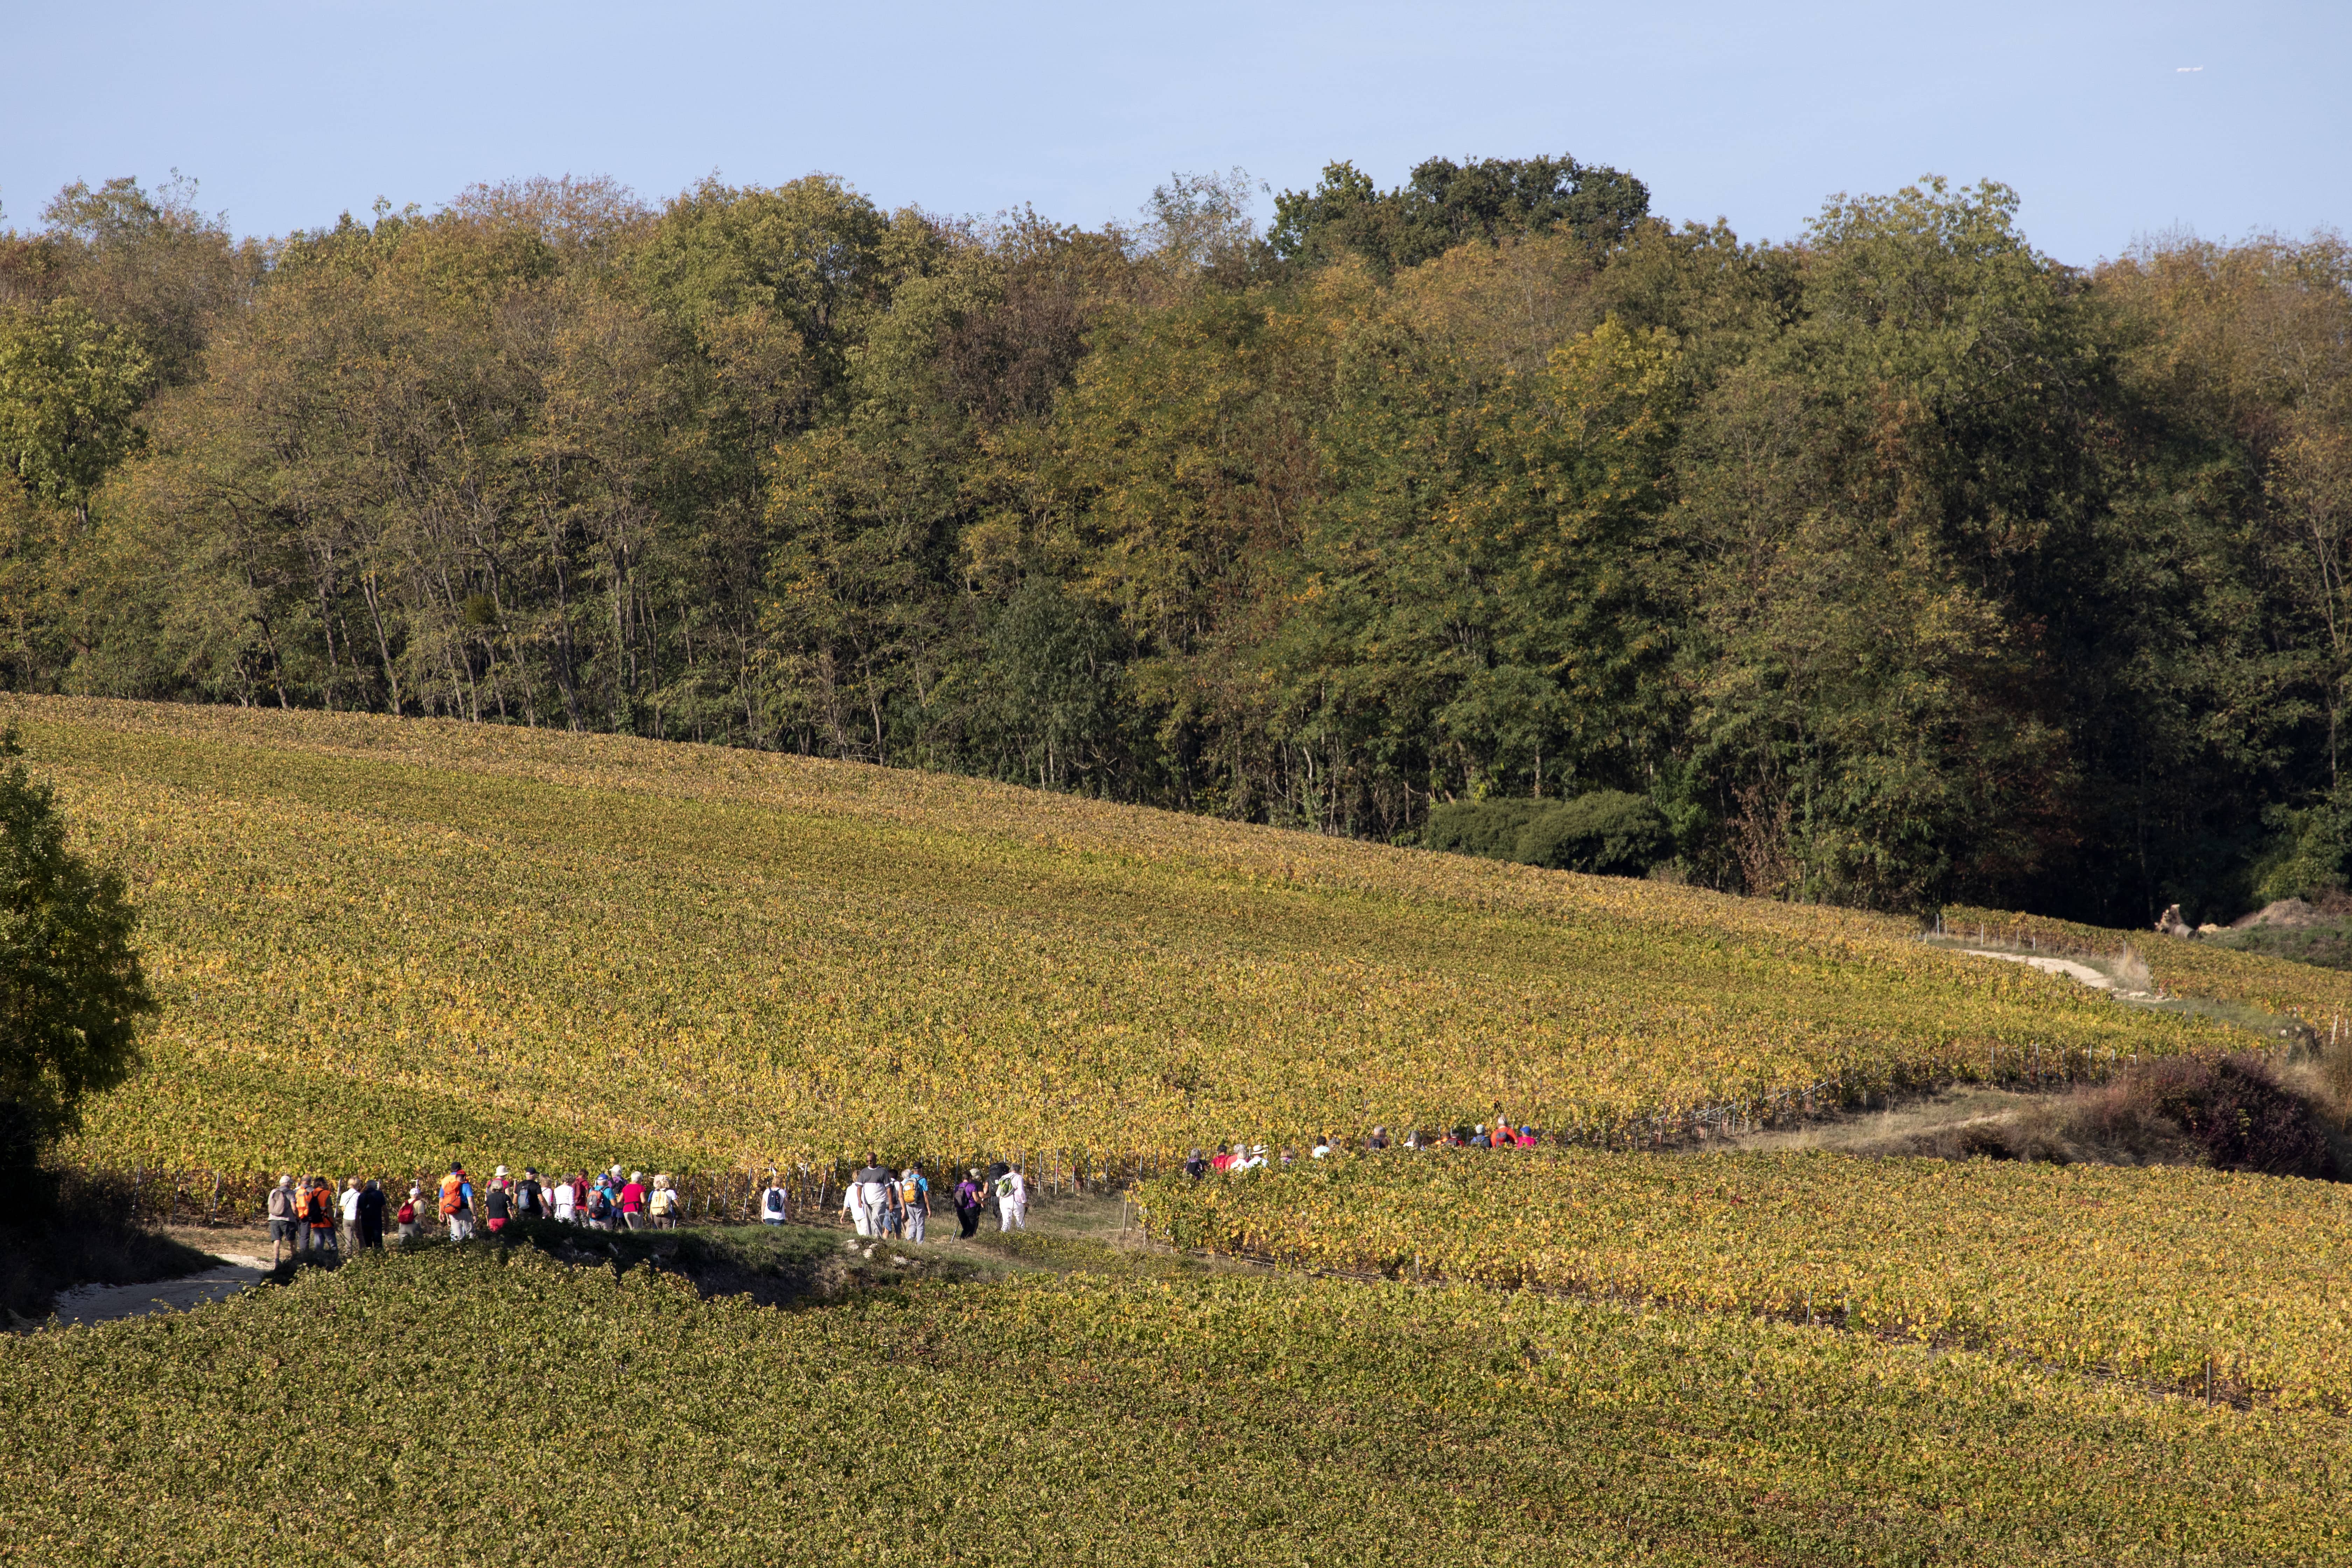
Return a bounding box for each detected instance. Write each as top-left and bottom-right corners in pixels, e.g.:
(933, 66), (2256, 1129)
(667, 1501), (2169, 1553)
(356, 1179), (386, 1249)
(516, 1169), (545, 1220)
(1184, 1149), (1208, 1181)
(483, 1180), (514, 1235)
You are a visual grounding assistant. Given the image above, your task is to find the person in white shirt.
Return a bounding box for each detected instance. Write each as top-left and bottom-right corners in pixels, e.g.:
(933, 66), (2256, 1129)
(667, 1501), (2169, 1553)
(759, 1180), (788, 1226)
(552, 1177), (577, 1224)
(338, 1178), (364, 1251)
(1311, 1135), (1332, 1159)
(995, 1166), (1027, 1231)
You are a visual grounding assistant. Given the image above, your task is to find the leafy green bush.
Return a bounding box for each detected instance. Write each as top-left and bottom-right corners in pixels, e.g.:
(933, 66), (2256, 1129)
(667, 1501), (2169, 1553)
(1424, 792), (1670, 877)
(1513, 791), (1671, 876)
(1420, 798), (1551, 859)
(2249, 792), (2352, 905)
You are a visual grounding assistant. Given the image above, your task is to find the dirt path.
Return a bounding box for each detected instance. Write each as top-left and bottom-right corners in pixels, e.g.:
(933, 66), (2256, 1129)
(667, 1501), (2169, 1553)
(1958, 946), (2156, 999)
(45, 1252), (271, 1329)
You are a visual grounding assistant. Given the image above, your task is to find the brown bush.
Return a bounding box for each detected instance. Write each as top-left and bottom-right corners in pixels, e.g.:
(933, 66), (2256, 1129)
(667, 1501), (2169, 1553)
(2068, 1056), (2337, 1180)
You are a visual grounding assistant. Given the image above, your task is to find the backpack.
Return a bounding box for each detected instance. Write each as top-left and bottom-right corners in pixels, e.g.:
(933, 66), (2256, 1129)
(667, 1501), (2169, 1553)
(899, 1176), (922, 1204)
(994, 1174), (1016, 1200)
(590, 1188), (613, 1220)
(649, 1188), (673, 1217)
(268, 1187), (293, 1220)
(397, 1199), (416, 1224)
(439, 1174), (464, 1217)
(762, 1188), (785, 1218)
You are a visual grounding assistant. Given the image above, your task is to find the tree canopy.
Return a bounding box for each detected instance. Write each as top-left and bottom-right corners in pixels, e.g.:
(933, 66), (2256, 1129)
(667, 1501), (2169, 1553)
(2, 161), (2349, 923)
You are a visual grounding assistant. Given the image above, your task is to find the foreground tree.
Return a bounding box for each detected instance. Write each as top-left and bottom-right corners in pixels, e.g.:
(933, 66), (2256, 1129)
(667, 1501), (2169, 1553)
(0, 734), (154, 1164)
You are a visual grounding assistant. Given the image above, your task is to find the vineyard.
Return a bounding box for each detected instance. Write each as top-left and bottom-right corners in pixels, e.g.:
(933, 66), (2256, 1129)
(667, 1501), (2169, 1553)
(1137, 1150), (2352, 1410)
(7, 1238), (2349, 1565)
(18, 696), (2344, 1187)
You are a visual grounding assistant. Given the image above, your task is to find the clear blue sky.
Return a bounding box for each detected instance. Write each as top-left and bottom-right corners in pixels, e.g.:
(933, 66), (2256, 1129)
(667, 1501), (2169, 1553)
(5, 0), (2344, 266)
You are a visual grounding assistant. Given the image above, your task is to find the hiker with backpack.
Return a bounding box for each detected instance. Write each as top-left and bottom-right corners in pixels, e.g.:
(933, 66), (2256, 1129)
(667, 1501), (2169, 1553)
(994, 1164), (1027, 1232)
(897, 1166), (930, 1243)
(396, 1185), (421, 1241)
(588, 1176), (616, 1230)
(440, 1164), (474, 1241)
(303, 1177), (338, 1257)
(850, 1156), (891, 1239)
(759, 1176), (788, 1226)
(267, 1176), (298, 1266)
(648, 1175), (678, 1230)
(954, 1169), (985, 1238)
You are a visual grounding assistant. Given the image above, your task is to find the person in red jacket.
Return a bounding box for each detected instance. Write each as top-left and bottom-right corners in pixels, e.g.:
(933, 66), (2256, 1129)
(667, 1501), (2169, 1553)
(620, 1171), (648, 1230)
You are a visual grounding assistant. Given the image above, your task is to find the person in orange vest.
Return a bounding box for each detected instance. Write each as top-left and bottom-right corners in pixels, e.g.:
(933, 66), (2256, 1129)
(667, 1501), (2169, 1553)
(302, 1177), (338, 1256)
(439, 1163), (474, 1242)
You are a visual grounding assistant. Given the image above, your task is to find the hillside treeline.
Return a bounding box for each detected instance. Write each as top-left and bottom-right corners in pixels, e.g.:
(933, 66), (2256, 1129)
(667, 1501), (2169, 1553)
(1, 161), (2348, 923)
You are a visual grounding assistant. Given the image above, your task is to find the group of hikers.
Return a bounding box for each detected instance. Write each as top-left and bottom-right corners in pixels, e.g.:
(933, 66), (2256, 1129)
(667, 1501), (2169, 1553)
(263, 1163), (692, 1265)
(1182, 1120), (1541, 1177)
(838, 1157), (1029, 1241)
(261, 1155), (1037, 1265)
(260, 1124), (1528, 1265)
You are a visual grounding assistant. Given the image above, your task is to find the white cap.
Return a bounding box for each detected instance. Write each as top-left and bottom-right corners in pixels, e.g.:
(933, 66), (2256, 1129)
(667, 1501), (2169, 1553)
(494, 1165), (509, 1177)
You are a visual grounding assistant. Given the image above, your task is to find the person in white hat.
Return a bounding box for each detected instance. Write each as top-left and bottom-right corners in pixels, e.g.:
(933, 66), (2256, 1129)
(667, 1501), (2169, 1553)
(993, 1163), (1027, 1232)
(267, 1175), (297, 1266)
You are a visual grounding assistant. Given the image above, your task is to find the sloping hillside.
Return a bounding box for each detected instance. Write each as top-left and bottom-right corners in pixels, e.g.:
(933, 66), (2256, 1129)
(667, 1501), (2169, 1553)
(15, 697), (2336, 1177)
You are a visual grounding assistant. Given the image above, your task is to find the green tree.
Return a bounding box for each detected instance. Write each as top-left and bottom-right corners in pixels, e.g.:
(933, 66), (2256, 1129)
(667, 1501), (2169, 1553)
(0, 300), (151, 525)
(0, 734), (155, 1161)
(1271, 154), (1648, 274)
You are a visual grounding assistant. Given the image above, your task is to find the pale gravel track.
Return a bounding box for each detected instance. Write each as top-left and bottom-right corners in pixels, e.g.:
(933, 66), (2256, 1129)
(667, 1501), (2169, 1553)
(43, 1253), (271, 1328)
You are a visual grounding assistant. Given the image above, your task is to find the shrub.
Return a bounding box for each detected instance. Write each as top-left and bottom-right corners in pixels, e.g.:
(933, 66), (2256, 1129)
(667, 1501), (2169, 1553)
(1422, 799), (1552, 859)
(1513, 791), (1672, 876)
(2073, 1055), (2338, 1180)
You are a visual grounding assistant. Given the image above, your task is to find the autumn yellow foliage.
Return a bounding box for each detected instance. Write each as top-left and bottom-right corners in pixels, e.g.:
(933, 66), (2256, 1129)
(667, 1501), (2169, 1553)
(13, 696), (2329, 1178)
